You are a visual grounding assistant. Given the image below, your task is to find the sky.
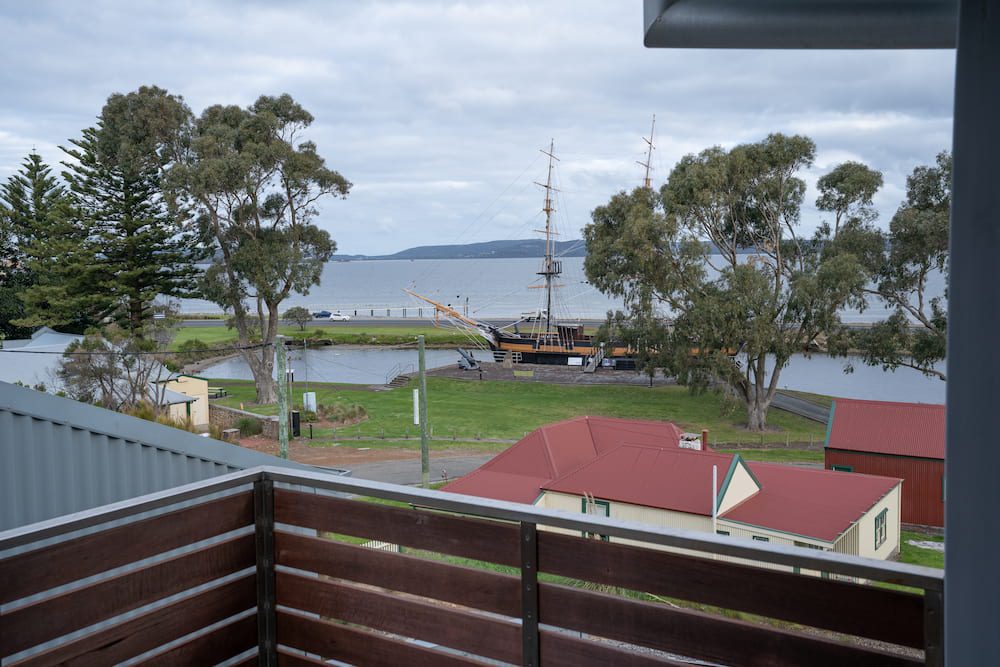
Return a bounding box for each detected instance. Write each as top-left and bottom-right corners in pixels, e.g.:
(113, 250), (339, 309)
(0, 1), (955, 255)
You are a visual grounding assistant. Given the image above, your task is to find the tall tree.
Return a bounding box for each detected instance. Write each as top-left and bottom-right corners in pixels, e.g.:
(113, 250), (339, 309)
(851, 152), (950, 380)
(815, 161), (883, 236)
(170, 94), (350, 403)
(18, 86), (202, 334)
(585, 134), (870, 430)
(0, 153), (74, 337)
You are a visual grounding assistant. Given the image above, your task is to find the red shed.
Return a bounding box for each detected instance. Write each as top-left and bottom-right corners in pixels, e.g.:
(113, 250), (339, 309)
(824, 398), (945, 527)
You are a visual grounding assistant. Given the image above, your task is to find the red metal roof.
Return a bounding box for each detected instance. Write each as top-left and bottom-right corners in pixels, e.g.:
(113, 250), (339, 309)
(543, 445), (733, 516)
(441, 416), (683, 504)
(444, 416), (901, 542)
(827, 398), (945, 460)
(726, 463), (900, 542)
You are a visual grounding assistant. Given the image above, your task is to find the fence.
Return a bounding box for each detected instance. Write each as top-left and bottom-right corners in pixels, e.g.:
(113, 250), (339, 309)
(1, 466), (943, 666)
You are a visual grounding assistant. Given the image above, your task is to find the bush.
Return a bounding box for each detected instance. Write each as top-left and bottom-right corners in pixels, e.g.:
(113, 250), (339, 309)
(317, 402), (367, 423)
(177, 338), (211, 353)
(237, 417), (263, 437)
(301, 410), (318, 423)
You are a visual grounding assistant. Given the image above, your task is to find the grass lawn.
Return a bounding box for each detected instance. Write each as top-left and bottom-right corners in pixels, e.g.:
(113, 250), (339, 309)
(899, 530), (944, 569)
(716, 448), (823, 463)
(169, 324), (473, 350)
(212, 377), (827, 444)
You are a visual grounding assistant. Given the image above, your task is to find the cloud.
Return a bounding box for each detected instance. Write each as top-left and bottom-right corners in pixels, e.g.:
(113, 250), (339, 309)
(0, 1), (955, 254)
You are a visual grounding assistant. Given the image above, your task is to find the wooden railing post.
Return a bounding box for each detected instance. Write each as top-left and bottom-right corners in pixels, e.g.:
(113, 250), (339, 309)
(254, 478), (277, 666)
(520, 522), (539, 667)
(924, 586), (944, 667)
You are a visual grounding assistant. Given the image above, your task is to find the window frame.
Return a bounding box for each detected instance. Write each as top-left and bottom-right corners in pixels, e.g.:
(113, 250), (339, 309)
(874, 508), (888, 550)
(580, 497), (611, 541)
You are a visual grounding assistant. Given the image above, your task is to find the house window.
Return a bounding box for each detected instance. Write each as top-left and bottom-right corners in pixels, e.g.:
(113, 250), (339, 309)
(875, 508), (888, 549)
(752, 535), (770, 542)
(581, 498), (610, 541)
(832, 465), (853, 472)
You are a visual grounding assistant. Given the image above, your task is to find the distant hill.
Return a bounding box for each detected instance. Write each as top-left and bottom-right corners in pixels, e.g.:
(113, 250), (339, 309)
(331, 239), (587, 261)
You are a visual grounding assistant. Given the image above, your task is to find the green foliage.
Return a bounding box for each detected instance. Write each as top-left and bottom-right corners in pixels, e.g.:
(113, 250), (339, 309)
(849, 152), (950, 381)
(584, 134), (872, 430)
(17, 87), (202, 334)
(170, 93), (350, 403)
(317, 402), (367, 423)
(236, 417), (263, 437)
(177, 337), (211, 353)
(0, 152), (73, 336)
(283, 306), (312, 330)
(815, 161), (884, 235)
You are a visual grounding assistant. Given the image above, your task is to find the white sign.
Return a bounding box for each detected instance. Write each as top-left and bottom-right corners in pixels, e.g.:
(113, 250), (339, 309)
(413, 389), (420, 425)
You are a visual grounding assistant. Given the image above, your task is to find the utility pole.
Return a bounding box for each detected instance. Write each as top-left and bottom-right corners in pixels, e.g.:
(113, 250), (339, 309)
(418, 335), (430, 487)
(637, 114), (656, 189)
(276, 336), (289, 459)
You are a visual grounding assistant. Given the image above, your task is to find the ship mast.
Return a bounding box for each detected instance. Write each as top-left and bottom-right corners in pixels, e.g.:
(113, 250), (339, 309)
(535, 139), (561, 333)
(637, 114), (656, 189)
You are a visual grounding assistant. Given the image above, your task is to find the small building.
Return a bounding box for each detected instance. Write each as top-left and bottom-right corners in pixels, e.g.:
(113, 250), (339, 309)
(444, 416), (902, 566)
(824, 398), (945, 528)
(157, 374), (210, 429)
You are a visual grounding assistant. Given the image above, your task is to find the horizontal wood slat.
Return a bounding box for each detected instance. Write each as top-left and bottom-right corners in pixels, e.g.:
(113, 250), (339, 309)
(0, 490), (253, 604)
(274, 488), (519, 566)
(277, 570), (520, 663)
(275, 530), (520, 616)
(539, 582), (920, 667)
(135, 612), (257, 667)
(9, 574), (256, 667)
(277, 609), (493, 667)
(537, 531), (924, 648)
(541, 631), (687, 667)
(277, 649), (332, 666)
(1, 533), (255, 658)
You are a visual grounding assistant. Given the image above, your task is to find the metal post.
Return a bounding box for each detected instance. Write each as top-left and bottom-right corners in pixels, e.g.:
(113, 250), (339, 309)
(254, 478), (277, 666)
(418, 335), (430, 488)
(520, 522), (539, 667)
(276, 337), (289, 459)
(948, 2), (1000, 663)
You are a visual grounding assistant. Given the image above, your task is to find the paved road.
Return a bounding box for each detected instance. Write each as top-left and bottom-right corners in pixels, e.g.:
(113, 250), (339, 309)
(346, 454), (496, 486)
(772, 391), (831, 423)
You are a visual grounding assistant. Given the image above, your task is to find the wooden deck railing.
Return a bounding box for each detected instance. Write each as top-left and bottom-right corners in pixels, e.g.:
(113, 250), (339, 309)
(0, 467), (944, 666)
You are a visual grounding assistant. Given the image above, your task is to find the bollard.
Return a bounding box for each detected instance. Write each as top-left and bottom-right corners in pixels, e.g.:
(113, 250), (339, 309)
(309, 424), (313, 440)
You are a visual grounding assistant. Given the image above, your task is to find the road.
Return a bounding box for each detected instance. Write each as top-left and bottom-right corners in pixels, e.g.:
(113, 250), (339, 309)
(772, 391), (831, 423)
(345, 454), (496, 486)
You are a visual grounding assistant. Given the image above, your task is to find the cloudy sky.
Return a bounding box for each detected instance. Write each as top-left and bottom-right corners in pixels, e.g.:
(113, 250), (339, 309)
(1, 1), (955, 255)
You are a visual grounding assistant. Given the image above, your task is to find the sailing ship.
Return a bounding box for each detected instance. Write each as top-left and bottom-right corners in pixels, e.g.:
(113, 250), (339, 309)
(404, 131), (664, 370)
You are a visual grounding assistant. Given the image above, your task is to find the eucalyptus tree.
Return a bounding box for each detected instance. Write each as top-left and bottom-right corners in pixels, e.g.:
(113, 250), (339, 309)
(171, 94), (350, 403)
(585, 134), (870, 430)
(851, 152), (950, 381)
(815, 160), (884, 236)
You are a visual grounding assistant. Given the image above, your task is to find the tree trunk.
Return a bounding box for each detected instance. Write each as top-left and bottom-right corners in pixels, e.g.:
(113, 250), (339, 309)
(746, 397), (769, 431)
(244, 344), (277, 404)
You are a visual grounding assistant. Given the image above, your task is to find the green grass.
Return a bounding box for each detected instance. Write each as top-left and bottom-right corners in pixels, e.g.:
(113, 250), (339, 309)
(716, 448), (823, 463)
(212, 377), (827, 444)
(899, 530), (944, 569)
(169, 324), (472, 351)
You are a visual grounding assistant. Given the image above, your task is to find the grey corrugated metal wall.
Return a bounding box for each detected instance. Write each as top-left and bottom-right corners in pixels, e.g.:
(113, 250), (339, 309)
(0, 381), (326, 531)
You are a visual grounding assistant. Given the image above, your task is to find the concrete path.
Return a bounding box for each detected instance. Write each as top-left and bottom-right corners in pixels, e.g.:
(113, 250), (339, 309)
(346, 454), (496, 486)
(772, 391), (831, 423)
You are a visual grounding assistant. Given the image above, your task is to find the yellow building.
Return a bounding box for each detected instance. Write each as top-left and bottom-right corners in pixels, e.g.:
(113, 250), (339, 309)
(159, 374), (210, 430)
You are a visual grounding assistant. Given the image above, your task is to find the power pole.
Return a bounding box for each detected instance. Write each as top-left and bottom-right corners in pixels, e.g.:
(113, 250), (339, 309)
(276, 336), (289, 459)
(418, 334), (430, 487)
(637, 114), (656, 189)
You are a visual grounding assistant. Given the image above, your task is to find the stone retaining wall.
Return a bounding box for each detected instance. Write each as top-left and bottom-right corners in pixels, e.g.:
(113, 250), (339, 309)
(209, 403), (278, 439)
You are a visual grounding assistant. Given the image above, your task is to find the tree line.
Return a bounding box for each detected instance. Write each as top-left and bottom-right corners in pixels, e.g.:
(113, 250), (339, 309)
(584, 134), (949, 430)
(0, 85), (350, 406)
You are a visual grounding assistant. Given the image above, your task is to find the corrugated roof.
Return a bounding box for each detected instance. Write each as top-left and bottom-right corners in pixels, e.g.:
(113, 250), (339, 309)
(444, 416), (901, 542)
(442, 416), (684, 504)
(827, 398), (945, 459)
(544, 445), (733, 515)
(0, 381), (331, 530)
(725, 463), (901, 542)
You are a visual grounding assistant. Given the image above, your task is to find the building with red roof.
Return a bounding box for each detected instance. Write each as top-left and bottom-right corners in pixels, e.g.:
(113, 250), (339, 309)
(824, 398), (945, 527)
(444, 416), (902, 564)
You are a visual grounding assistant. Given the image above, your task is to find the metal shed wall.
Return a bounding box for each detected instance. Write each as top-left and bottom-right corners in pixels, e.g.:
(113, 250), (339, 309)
(0, 381), (322, 531)
(825, 449), (945, 527)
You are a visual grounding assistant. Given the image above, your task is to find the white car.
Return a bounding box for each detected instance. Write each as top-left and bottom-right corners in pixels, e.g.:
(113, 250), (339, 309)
(328, 311), (351, 321)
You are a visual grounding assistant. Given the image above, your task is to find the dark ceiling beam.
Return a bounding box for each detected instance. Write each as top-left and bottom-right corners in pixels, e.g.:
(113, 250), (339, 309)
(643, 0), (958, 49)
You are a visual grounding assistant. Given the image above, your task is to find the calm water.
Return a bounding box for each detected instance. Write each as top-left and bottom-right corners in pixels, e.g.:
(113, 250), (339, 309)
(175, 256), (946, 324)
(201, 347), (459, 386)
(200, 346), (946, 403)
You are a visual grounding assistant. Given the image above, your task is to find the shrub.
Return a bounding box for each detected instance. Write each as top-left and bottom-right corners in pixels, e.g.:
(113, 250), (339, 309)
(237, 417), (263, 437)
(301, 410), (318, 423)
(317, 402), (367, 423)
(177, 338), (211, 353)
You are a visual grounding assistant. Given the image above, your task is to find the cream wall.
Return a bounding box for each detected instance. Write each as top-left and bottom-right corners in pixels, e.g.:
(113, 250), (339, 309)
(164, 376), (210, 429)
(717, 460), (760, 514)
(853, 483), (902, 560)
